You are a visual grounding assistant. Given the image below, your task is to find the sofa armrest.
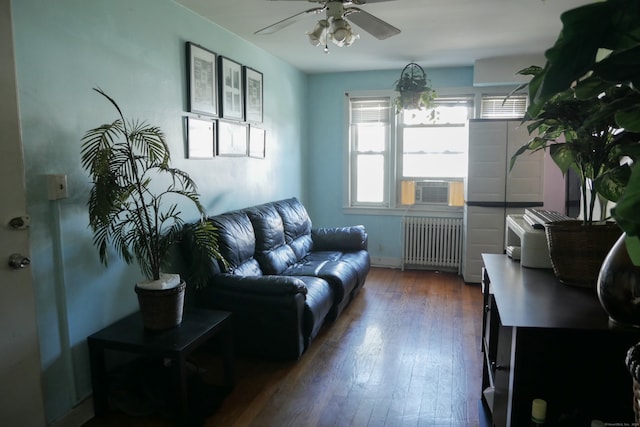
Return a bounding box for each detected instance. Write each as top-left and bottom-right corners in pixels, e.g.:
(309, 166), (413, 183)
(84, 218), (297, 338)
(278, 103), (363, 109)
(312, 225), (368, 251)
(208, 274), (308, 297)
(197, 274), (307, 360)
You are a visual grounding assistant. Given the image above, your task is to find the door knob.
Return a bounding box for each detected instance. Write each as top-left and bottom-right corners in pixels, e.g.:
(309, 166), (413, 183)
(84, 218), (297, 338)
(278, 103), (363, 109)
(8, 253), (31, 269)
(8, 216), (30, 230)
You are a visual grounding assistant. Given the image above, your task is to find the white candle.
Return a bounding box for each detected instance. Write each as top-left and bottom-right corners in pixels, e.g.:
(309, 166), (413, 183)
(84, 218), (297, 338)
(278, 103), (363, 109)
(531, 398), (547, 423)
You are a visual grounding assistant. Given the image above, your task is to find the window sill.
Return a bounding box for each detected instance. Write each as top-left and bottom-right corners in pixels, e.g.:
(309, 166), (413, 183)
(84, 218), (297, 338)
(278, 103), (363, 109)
(343, 205), (464, 217)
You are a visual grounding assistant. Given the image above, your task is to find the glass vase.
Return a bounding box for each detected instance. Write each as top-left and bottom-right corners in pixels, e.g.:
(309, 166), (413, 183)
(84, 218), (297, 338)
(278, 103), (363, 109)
(597, 233), (640, 327)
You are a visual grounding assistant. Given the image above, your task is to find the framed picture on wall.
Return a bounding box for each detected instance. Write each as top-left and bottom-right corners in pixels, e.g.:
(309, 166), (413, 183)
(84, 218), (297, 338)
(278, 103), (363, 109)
(186, 117), (216, 159)
(217, 120), (247, 156)
(219, 56), (244, 120)
(244, 67), (263, 123)
(248, 126), (266, 158)
(187, 42), (217, 117)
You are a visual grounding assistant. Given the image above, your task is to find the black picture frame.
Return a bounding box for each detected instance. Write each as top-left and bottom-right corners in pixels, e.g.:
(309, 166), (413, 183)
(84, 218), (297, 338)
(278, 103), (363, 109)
(244, 67), (263, 123)
(187, 117), (216, 159)
(219, 56), (244, 120)
(187, 42), (218, 117)
(248, 126), (266, 159)
(217, 120), (247, 156)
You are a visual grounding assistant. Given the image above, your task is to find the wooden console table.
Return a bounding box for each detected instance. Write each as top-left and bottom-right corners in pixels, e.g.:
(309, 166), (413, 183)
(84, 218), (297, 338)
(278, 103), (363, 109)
(88, 308), (233, 425)
(481, 254), (639, 426)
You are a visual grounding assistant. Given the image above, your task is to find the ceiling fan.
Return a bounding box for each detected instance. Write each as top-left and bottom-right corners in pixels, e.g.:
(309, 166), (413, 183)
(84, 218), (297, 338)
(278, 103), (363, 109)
(255, 0), (400, 51)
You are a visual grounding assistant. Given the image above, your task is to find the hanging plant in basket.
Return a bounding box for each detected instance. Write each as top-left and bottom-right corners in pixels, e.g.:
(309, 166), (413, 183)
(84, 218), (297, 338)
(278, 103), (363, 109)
(393, 62), (436, 113)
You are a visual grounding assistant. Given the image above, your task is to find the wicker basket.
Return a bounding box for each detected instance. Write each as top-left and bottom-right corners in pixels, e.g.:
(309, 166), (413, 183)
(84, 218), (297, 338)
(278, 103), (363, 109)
(626, 343), (640, 425)
(544, 220), (621, 288)
(135, 281), (186, 330)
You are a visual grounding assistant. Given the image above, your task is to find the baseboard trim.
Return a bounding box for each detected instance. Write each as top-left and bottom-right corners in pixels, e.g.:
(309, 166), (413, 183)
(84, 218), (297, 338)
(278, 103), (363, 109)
(370, 257), (401, 269)
(50, 397), (94, 427)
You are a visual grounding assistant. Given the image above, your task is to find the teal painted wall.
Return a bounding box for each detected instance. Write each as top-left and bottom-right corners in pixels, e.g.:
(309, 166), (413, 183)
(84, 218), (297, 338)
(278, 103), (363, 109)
(9, 0), (514, 422)
(306, 68), (473, 265)
(11, 0), (307, 422)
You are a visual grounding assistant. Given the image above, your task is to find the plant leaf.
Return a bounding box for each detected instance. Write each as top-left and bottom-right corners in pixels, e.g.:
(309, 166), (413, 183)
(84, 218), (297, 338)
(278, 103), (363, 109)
(617, 106), (640, 132)
(81, 89), (223, 281)
(613, 164), (640, 237)
(625, 235), (640, 266)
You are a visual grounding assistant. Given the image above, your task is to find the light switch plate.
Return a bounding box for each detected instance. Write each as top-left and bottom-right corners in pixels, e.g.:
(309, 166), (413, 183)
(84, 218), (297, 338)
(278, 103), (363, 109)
(47, 174), (68, 200)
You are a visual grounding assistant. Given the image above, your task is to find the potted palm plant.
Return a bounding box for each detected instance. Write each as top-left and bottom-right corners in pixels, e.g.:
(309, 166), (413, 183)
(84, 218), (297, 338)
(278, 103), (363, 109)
(81, 88), (224, 330)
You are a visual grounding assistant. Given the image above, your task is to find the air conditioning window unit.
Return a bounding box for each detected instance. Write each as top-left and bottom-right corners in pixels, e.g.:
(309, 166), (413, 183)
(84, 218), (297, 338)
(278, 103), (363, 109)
(415, 181), (449, 204)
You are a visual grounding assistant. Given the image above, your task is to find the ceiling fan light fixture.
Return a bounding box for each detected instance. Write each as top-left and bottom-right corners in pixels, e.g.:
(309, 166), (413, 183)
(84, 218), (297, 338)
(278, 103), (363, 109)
(328, 18), (357, 47)
(330, 18), (349, 43)
(255, 0), (400, 50)
(307, 19), (328, 46)
(343, 30), (359, 47)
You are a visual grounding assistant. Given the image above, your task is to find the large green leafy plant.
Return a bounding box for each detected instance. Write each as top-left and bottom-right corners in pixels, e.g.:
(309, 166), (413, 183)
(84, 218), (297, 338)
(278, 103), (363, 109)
(516, 0), (640, 263)
(81, 88), (223, 287)
(510, 66), (640, 225)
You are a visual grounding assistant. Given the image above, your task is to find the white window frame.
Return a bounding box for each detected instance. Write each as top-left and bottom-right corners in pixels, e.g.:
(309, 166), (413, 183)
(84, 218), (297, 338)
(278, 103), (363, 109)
(347, 95), (395, 208)
(344, 86), (522, 215)
(396, 94), (474, 207)
(344, 91), (396, 210)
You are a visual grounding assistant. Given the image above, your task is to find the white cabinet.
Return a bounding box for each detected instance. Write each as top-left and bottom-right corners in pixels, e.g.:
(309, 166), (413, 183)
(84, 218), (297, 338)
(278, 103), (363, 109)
(462, 119), (544, 283)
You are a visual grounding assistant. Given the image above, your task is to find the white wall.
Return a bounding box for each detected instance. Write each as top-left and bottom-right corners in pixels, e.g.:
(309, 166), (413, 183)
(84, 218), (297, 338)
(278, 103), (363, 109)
(474, 54), (545, 86)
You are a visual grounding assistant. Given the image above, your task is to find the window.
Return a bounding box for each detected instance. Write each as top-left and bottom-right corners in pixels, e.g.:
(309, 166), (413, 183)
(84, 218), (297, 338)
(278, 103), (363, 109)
(480, 93), (527, 119)
(397, 96), (473, 205)
(348, 97), (392, 206)
(347, 93), (473, 209)
(400, 96), (472, 179)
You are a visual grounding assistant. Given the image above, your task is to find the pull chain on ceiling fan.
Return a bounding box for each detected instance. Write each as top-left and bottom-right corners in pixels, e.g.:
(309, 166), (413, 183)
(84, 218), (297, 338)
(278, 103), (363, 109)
(255, 0), (400, 52)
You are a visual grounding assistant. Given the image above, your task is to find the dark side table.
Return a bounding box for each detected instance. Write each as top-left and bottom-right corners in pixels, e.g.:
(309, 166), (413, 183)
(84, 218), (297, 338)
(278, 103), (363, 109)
(88, 308), (233, 425)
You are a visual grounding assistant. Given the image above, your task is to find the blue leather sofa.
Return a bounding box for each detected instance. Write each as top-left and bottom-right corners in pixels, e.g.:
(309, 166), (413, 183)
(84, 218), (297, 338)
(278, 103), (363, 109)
(195, 197), (370, 360)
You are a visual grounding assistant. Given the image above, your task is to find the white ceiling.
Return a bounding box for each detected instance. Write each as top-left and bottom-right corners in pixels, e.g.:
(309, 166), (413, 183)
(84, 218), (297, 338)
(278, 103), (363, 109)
(175, 0), (594, 74)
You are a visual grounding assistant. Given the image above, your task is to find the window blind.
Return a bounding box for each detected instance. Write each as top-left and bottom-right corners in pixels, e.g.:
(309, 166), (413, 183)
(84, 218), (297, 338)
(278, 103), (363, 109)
(351, 98), (390, 124)
(480, 94), (528, 119)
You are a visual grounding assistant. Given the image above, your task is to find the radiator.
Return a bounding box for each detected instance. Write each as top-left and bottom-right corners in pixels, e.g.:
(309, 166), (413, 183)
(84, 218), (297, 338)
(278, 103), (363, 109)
(402, 216), (463, 272)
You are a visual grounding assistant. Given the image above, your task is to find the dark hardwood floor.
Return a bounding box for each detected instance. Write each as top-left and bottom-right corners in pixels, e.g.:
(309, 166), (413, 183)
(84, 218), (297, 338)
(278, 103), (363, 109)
(84, 267), (484, 427)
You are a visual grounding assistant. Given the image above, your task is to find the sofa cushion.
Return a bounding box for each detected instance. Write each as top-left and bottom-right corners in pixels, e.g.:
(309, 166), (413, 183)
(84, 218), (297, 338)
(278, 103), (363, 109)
(304, 251), (342, 263)
(275, 198), (313, 259)
(312, 225), (368, 251)
(209, 211), (256, 272)
(247, 204), (297, 274)
(282, 260), (328, 277)
(234, 259), (263, 276)
(317, 260), (359, 314)
(337, 251), (371, 287)
(297, 276), (333, 343)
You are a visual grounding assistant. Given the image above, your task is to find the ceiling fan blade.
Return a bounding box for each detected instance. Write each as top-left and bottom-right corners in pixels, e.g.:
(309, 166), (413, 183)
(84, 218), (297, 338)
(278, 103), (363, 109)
(345, 7), (400, 40)
(351, 0), (397, 4)
(264, 0), (395, 2)
(255, 7), (324, 35)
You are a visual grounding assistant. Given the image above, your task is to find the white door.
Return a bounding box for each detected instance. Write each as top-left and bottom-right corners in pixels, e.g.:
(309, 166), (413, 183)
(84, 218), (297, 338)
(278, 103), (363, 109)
(0, 2), (46, 425)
